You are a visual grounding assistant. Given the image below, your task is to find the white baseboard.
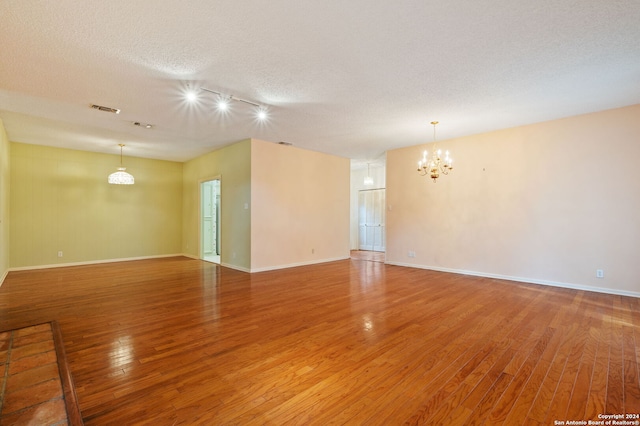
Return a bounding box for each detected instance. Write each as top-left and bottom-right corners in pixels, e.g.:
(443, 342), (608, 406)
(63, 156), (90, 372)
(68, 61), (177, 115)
(190, 255), (338, 273)
(11, 255), (632, 299)
(385, 261), (640, 299)
(8, 253), (186, 272)
(220, 262), (251, 273)
(249, 256), (350, 273)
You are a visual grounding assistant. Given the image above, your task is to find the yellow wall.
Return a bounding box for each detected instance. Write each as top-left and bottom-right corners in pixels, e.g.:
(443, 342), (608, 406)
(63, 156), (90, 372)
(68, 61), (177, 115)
(386, 104), (640, 296)
(10, 143), (182, 268)
(250, 139), (350, 271)
(182, 139), (252, 271)
(0, 120), (9, 283)
(8, 137), (349, 274)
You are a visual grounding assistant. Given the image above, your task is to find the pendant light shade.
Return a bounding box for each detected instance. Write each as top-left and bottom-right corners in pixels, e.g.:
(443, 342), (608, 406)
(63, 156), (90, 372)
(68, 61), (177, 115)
(108, 144), (134, 185)
(108, 167), (135, 185)
(364, 163), (374, 186)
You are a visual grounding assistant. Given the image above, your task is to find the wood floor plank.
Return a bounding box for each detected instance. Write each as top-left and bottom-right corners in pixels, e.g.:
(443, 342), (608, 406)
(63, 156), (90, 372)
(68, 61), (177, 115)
(505, 327), (565, 424)
(1, 256), (638, 425)
(488, 326), (555, 424)
(526, 324), (578, 423)
(606, 299), (626, 415)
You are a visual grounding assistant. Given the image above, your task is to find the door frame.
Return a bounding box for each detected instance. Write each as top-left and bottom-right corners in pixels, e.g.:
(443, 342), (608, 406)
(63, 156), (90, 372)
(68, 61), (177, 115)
(199, 175), (221, 262)
(358, 188), (386, 252)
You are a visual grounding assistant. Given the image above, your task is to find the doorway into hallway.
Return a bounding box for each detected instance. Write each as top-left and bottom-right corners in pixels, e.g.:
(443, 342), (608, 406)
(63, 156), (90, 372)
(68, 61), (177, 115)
(200, 179), (220, 264)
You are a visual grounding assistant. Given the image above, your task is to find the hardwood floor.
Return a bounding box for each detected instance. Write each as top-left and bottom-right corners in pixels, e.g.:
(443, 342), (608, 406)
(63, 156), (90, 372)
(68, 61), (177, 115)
(351, 250), (385, 263)
(0, 256), (638, 425)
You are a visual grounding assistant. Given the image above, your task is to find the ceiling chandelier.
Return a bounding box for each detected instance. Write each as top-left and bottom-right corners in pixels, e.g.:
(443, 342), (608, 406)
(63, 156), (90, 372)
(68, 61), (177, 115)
(417, 121), (453, 183)
(108, 144), (135, 185)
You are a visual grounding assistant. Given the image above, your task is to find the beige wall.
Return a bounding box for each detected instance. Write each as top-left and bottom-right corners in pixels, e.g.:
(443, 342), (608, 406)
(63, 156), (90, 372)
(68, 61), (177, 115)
(0, 120), (9, 283)
(10, 143), (183, 268)
(250, 139), (350, 271)
(182, 139), (252, 271)
(386, 104), (640, 296)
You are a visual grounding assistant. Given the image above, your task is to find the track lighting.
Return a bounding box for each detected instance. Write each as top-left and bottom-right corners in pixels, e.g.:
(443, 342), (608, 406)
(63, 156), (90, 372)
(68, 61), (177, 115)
(217, 97), (230, 111)
(187, 87), (269, 121)
(185, 90), (198, 103)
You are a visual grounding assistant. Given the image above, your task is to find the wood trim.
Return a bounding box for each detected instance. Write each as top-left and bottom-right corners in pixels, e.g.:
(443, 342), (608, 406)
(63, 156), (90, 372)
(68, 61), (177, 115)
(0, 321), (83, 425)
(51, 321), (83, 426)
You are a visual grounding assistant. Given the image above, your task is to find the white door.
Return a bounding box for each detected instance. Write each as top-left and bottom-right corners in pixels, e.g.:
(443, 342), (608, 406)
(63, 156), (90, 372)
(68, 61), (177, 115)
(358, 189), (386, 252)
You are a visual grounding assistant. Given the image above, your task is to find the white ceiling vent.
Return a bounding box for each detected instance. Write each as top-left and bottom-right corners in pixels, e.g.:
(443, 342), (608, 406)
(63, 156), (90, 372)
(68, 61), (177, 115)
(90, 104), (121, 114)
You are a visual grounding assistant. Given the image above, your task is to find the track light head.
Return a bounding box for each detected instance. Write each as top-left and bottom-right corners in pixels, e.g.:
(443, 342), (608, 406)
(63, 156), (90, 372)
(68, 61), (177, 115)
(217, 97), (230, 111)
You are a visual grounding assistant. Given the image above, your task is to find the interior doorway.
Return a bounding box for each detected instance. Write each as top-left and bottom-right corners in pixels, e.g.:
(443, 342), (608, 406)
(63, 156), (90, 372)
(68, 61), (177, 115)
(201, 179), (221, 264)
(358, 188), (386, 252)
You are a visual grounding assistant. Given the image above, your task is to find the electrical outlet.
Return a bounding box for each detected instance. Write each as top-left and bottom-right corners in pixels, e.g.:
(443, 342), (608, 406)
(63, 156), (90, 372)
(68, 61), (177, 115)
(408, 251), (416, 258)
(596, 269), (604, 278)
(57, 251), (63, 258)
(311, 248), (315, 254)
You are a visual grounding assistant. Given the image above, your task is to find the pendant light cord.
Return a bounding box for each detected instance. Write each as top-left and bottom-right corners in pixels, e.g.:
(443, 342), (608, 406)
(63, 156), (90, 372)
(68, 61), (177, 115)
(119, 144), (125, 167)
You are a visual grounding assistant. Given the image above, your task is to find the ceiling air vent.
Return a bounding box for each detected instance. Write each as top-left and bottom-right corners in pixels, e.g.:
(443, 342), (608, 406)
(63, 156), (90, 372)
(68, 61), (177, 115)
(90, 104), (121, 114)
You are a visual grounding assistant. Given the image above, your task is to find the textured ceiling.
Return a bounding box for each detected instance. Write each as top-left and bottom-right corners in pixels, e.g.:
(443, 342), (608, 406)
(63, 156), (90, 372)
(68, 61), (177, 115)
(1, 0), (639, 162)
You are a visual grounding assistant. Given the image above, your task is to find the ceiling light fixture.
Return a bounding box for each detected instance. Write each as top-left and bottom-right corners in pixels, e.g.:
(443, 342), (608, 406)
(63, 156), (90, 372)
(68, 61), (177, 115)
(257, 107), (268, 121)
(217, 96), (230, 111)
(108, 144), (135, 185)
(199, 87), (269, 120)
(185, 90), (198, 103)
(417, 121), (453, 183)
(364, 163), (374, 186)
(90, 104), (120, 114)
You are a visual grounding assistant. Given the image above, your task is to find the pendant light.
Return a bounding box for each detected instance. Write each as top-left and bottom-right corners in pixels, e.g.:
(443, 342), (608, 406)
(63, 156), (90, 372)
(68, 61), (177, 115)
(108, 144), (135, 185)
(364, 163), (374, 186)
